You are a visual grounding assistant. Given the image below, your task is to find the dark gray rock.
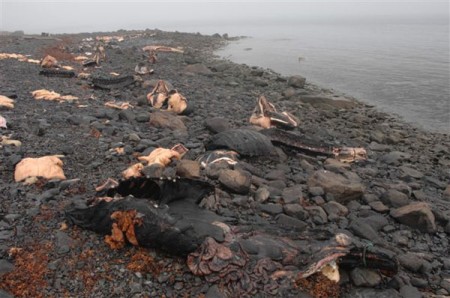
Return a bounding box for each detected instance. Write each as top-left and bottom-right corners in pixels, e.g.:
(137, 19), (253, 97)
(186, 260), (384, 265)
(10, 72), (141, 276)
(364, 214), (389, 231)
(118, 109), (136, 122)
(323, 201), (349, 221)
(349, 219), (383, 244)
(0, 289), (14, 298)
(135, 112), (150, 123)
(308, 186), (324, 197)
(0, 259), (14, 275)
(281, 185), (302, 204)
(307, 170), (364, 203)
(276, 214), (307, 230)
(252, 78), (269, 87)
(443, 185), (450, 201)
(304, 206), (327, 224)
(149, 111), (187, 131)
(380, 189), (410, 208)
(254, 187), (270, 203)
(390, 202), (436, 233)
(265, 169), (286, 181)
(206, 285), (226, 298)
(283, 204), (309, 220)
(287, 75), (306, 88)
(399, 285), (422, 298)
(399, 166), (424, 179)
(204, 117), (231, 134)
(350, 268), (382, 287)
(369, 201), (390, 213)
(56, 230), (72, 254)
(425, 176), (447, 189)
(218, 169), (251, 194)
(142, 164), (164, 178)
(176, 160), (200, 178)
(379, 151), (411, 165)
(259, 203), (283, 215)
(398, 253), (426, 272)
(183, 64), (212, 75)
(342, 288), (400, 298)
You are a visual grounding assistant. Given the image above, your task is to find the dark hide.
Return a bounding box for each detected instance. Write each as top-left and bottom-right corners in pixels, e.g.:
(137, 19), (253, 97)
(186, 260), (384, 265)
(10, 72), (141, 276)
(66, 177), (224, 255)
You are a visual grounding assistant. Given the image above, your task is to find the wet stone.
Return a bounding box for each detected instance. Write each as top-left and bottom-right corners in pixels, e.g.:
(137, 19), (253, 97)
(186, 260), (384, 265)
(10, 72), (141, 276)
(399, 166), (424, 179)
(380, 189), (410, 208)
(390, 202), (436, 233)
(176, 160), (200, 178)
(364, 214), (389, 231)
(323, 201), (348, 221)
(254, 187), (270, 203)
(218, 169), (251, 194)
(410, 277), (429, 288)
(206, 285), (226, 298)
(349, 218), (383, 244)
(307, 170), (364, 204)
(398, 253), (426, 273)
(350, 268), (382, 287)
(276, 214), (307, 230)
(379, 151), (411, 165)
(3, 214), (20, 224)
(259, 203), (283, 215)
(304, 206), (327, 224)
(281, 185), (302, 204)
(0, 230), (13, 240)
(369, 201), (389, 213)
(283, 204), (309, 220)
(342, 288), (401, 298)
(0, 259), (14, 275)
(399, 285), (422, 298)
(265, 169), (286, 181)
(287, 75), (306, 88)
(204, 117), (231, 134)
(0, 289), (14, 298)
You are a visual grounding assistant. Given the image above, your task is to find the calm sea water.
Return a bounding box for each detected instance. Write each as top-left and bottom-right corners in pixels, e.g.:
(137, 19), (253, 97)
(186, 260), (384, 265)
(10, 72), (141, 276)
(179, 21), (449, 133)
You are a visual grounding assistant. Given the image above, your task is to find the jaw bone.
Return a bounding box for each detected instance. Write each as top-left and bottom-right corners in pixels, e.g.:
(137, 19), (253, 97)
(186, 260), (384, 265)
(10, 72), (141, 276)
(249, 95), (299, 130)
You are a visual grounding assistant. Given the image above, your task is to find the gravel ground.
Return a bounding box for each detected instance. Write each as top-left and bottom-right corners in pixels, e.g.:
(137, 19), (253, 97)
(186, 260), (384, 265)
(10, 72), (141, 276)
(0, 29), (449, 298)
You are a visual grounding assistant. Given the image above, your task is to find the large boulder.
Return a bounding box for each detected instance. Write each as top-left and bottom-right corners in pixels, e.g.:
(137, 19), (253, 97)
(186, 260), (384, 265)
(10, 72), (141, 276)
(307, 170), (364, 203)
(390, 202), (436, 233)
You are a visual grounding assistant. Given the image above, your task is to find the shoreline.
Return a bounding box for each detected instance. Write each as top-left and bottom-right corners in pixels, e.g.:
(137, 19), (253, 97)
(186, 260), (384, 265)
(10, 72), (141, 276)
(215, 33), (449, 135)
(0, 29), (449, 297)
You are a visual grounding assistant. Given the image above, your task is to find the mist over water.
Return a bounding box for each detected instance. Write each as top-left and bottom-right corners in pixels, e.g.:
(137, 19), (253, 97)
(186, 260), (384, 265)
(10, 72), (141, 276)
(2, 1), (449, 132)
(215, 20), (450, 133)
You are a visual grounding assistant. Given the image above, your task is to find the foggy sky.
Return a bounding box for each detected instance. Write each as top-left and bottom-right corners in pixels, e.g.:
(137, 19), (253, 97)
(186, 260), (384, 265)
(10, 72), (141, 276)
(1, 1), (448, 34)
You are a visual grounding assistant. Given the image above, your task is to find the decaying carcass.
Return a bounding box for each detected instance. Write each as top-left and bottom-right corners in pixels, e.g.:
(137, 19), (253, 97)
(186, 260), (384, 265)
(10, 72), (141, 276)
(66, 176), (396, 297)
(249, 95), (299, 130)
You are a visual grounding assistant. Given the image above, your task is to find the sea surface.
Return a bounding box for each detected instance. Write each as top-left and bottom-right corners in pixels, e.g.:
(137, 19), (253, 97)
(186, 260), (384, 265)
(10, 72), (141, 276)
(176, 20), (449, 133)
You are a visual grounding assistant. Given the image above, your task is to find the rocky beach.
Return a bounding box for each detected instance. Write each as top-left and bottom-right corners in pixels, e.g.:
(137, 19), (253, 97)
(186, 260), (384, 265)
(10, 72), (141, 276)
(0, 29), (449, 298)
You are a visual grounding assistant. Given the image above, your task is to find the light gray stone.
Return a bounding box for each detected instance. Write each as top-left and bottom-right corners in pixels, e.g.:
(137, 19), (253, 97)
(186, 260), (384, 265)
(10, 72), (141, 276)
(350, 268), (382, 287)
(287, 75), (306, 88)
(281, 185), (303, 204)
(218, 169), (251, 194)
(390, 202), (436, 233)
(307, 170), (364, 203)
(380, 189), (410, 208)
